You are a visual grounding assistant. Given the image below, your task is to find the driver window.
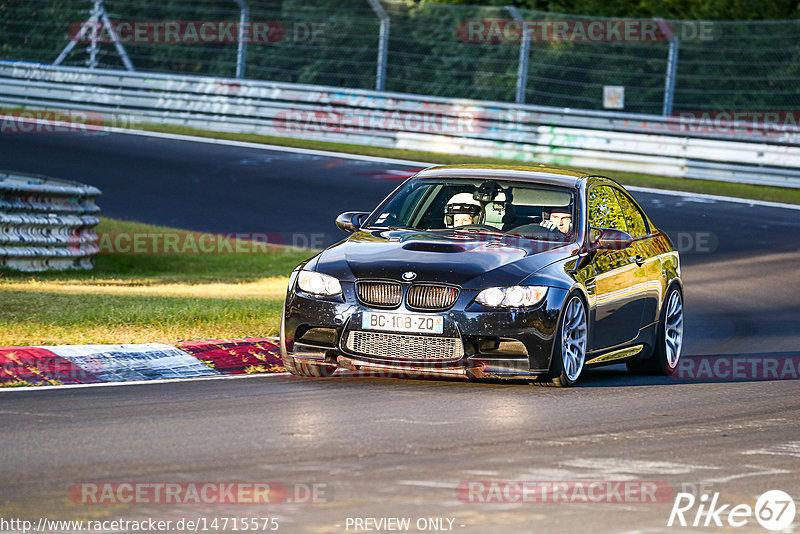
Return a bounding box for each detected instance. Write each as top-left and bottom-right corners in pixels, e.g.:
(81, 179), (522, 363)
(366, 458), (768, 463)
(588, 186), (627, 231)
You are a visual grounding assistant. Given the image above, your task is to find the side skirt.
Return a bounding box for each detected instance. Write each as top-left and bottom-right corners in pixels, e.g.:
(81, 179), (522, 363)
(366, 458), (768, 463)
(586, 345), (644, 366)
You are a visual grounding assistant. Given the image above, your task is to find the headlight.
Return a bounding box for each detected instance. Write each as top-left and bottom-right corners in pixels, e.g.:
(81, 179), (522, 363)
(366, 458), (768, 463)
(475, 286), (547, 308)
(297, 270), (342, 296)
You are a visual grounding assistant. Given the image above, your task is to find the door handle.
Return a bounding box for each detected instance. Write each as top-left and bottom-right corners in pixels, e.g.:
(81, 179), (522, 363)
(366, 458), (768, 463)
(630, 255), (645, 266)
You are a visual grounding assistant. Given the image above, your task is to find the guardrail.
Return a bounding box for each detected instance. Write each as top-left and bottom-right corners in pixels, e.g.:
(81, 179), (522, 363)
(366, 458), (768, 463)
(1, 61), (799, 188)
(0, 171), (101, 272)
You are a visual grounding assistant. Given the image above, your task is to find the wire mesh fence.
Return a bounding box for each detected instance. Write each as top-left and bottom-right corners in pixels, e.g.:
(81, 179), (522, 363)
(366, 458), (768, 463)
(1, 0), (798, 115)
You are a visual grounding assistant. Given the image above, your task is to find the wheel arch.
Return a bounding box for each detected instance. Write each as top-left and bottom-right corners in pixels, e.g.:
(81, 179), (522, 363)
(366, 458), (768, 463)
(545, 285), (590, 370)
(659, 277), (684, 320)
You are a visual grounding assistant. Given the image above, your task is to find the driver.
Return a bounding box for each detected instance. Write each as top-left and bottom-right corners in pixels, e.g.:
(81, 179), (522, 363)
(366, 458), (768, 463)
(540, 206), (573, 235)
(444, 192), (483, 228)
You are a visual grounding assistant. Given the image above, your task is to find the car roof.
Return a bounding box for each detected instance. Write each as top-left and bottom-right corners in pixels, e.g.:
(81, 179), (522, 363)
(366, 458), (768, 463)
(413, 164), (593, 188)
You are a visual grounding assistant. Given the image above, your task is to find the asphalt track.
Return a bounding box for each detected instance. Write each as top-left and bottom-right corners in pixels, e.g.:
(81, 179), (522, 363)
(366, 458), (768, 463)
(1, 130), (799, 533)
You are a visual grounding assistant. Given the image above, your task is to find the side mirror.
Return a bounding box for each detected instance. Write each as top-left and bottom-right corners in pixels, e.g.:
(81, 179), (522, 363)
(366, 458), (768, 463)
(335, 211), (369, 233)
(589, 227), (633, 251)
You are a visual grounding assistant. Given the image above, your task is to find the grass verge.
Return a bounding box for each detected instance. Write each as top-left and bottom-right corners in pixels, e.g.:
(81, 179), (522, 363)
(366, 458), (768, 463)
(0, 218), (315, 346)
(138, 123), (800, 205)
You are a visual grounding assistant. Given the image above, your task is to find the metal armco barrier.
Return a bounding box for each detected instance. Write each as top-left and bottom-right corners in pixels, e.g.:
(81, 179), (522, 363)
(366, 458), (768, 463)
(1, 61), (799, 188)
(0, 171), (101, 272)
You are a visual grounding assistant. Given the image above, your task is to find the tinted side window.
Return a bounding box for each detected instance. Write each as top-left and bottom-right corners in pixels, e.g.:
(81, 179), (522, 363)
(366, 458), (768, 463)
(615, 190), (648, 238)
(588, 186), (627, 231)
(397, 185), (429, 223)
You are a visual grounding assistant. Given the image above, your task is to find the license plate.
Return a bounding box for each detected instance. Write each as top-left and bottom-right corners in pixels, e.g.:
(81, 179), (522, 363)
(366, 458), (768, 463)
(362, 312), (444, 334)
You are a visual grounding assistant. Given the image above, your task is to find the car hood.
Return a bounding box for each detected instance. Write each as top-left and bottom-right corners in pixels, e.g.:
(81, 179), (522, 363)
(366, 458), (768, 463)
(311, 229), (577, 288)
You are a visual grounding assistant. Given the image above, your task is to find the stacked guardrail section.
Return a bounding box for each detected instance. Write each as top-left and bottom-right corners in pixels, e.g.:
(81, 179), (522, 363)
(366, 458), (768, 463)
(1, 61), (799, 188)
(0, 171), (101, 272)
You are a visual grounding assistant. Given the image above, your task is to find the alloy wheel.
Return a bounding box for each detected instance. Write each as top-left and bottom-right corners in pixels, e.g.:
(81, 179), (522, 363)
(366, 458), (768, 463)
(664, 290), (684, 368)
(561, 296), (588, 382)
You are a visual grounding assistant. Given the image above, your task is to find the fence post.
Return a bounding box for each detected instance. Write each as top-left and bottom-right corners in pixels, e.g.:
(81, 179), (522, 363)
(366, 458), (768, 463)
(234, 0), (249, 78)
(655, 18), (679, 116)
(54, 0), (134, 71)
(506, 6), (530, 105)
(367, 0), (389, 91)
(98, 3), (134, 70)
(86, 0), (101, 68)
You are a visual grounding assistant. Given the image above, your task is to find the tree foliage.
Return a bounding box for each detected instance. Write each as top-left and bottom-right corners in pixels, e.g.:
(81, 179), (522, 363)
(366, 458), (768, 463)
(1, 0), (797, 113)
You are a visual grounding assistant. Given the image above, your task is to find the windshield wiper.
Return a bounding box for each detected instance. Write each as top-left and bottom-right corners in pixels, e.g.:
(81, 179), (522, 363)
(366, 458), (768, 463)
(365, 225), (411, 231)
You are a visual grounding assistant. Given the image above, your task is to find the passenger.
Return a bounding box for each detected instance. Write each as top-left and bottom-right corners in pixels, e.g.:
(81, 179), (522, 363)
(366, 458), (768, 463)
(540, 206), (573, 235)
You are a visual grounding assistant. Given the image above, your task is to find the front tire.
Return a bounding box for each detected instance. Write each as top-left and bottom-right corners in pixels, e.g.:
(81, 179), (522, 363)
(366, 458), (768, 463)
(280, 301), (337, 378)
(539, 294), (587, 387)
(286, 357), (338, 378)
(627, 285), (683, 376)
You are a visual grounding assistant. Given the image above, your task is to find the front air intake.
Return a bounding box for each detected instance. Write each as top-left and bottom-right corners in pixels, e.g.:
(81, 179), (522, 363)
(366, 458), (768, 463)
(407, 284), (459, 310)
(346, 331), (464, 360)
(356, 281), (402, 308)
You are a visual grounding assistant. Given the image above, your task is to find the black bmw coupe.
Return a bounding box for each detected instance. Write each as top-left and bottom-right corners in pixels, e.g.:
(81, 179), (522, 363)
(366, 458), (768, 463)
(280, 165), (683, 386)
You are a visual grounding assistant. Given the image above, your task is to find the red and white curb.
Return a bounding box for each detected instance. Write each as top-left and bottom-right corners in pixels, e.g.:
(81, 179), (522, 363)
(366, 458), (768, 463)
(0, 338), (283, 388)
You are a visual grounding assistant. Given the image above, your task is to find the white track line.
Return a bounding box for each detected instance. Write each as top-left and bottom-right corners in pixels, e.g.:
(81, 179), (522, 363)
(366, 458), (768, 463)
(103, 125), (800, 211)
(625, 185), (800, 210)
(0, 372), (291, 393)
(104, 125), (435, 167)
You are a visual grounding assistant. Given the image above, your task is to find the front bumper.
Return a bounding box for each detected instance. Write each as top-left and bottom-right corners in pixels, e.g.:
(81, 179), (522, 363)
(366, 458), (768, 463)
(280, 281), (567, 380)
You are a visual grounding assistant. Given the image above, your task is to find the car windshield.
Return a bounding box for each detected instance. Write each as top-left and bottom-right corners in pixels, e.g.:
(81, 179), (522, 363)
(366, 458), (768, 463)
(364, 177), (577, 242)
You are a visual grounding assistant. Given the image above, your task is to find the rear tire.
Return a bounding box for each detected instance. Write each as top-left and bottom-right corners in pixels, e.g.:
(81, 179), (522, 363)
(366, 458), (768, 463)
(626, 285), (683, 376)
(537, 294), (587, 387)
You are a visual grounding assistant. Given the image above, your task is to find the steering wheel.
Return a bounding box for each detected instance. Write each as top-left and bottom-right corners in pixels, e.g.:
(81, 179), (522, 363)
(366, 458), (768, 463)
(510, 223), (565, 238)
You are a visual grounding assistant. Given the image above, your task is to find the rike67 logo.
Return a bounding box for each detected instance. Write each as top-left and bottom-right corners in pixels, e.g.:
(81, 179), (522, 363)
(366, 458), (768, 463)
(668, 490), (796, 531)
